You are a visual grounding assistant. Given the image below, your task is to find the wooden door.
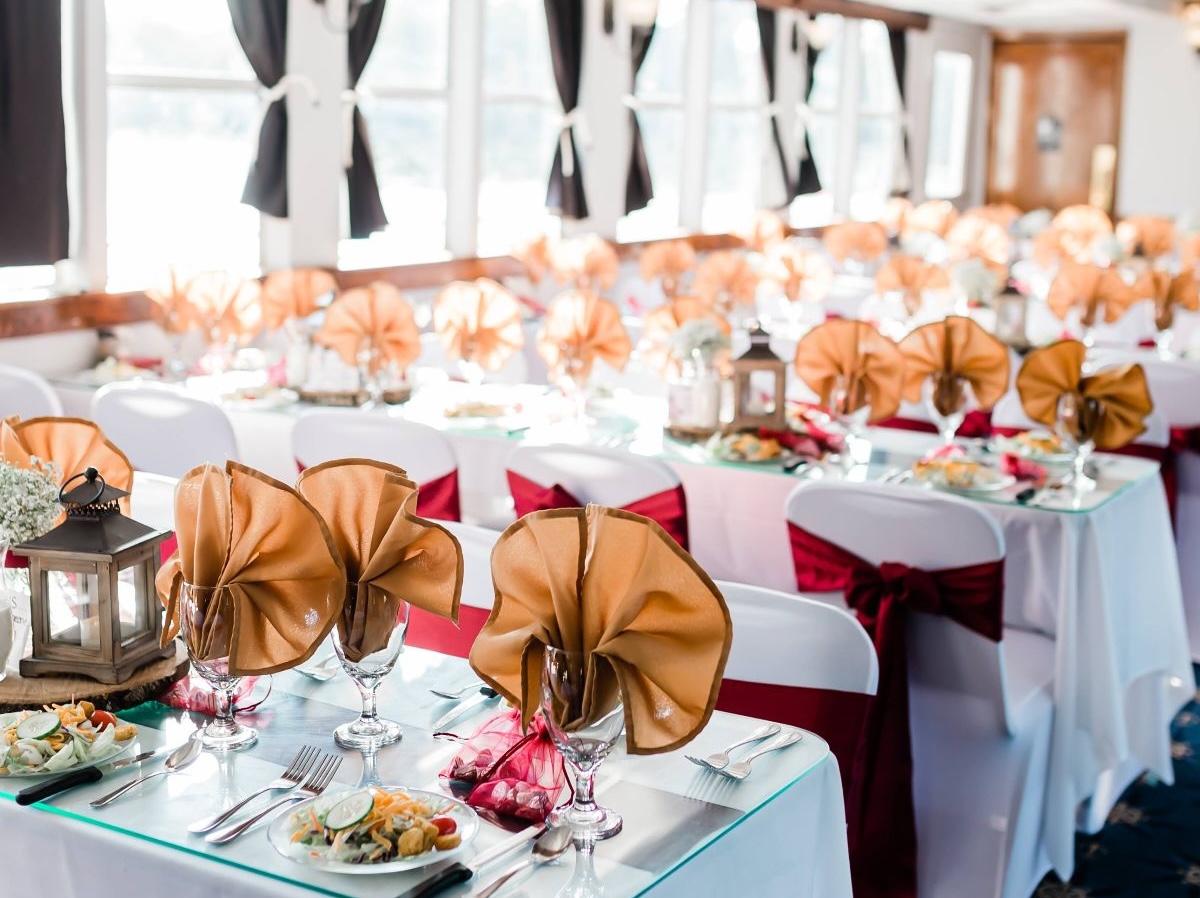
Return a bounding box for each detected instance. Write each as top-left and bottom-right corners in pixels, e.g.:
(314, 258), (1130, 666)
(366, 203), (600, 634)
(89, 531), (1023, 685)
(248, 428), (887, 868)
(986, 34), (1125, 213)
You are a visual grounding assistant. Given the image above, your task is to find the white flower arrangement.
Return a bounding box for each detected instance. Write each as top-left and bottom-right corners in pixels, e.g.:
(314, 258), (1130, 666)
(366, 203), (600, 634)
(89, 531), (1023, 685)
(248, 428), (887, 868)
(952, 258), (1004, 303)
(1015, 208), (1053, 239)
(0, 458), (62, 548)
(668, 318), (731, 363)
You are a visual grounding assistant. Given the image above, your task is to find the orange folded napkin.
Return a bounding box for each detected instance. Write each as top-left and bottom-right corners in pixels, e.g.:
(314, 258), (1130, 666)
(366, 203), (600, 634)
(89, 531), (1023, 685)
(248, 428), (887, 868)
(260, 268), (338, 331)
(641, 297), (732, 374)
(875, 256), (952, 315)
(823, 221), (889, 265)
(513, 234), (553, 284)
(903, 200), (959, 239)
(187, 271), (263, 344)
(1045, 262), (1136, 327)
(794, 319), (905, 421)
(296, 460), (463, 663)
(881, 197), (914, 237)
(147, 270), (205, 335)
(1115, 216), (1177, 260)
(1032, 228), (1071, 268)
(1016, 340), (1152, 450)
(469, 505), (732, 754)
(537, 290), (631, 381)
(692, 251), (759, 315)
(640, 240), (697, 298)
(549, 235), (619, 292)
(899, 316), (1010, 415)
(763, 244), (834, 303)
(433, 279), (525, 372)
(1135, 269), (1199, 331)
(155, 461), (346, 675)
(315, 282), (420, 375)
(946, 215), (1012, 271)
(965, 203), (1022, 230)
(1183, 233), (1200, 270)
(1, 416), (134, 513)
(1052, 205), (1113, 261)
(739, 210), (788, 253)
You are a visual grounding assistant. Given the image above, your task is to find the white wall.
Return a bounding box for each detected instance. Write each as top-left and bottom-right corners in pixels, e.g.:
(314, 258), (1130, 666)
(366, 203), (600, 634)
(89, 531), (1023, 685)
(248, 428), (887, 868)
(1116, 15), (1200, 217)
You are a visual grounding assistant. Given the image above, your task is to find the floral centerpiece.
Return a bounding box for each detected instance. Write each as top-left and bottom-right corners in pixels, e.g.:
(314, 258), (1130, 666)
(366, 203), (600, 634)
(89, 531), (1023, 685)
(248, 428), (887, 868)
(667, 318), (731, 366)
(665, 319), (730, 438)
(952, 258), (1004, 306)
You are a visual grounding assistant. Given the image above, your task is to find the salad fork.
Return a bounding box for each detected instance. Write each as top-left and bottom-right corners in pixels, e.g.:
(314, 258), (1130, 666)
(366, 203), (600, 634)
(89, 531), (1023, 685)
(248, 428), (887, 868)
(685, 723), (780, 771)
(206, 753), (343, 845)
(187, 744), (320, 833)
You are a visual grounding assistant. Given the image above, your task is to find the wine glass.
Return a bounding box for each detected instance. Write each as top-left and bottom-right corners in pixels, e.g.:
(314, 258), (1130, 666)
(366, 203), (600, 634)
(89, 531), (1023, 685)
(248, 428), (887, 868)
(331, 594), (409, 749)
(1054, 392), (1100, 493)
(541, 645), (625, 841)
(557, 833), (606, 898)
(179, 583), (258, 752)
(555, 351), (590, 423)
(830, 375), (872, 468)
(922, 373), (970, 445)
(356, 344), (385, 410)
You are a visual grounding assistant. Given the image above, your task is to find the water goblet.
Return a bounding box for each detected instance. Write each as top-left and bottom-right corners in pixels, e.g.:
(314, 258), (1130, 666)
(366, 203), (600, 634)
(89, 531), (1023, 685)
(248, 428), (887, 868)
(332, 594), (409, 749)
(922, 373), (971, 445)
(541, 646), (625, 841)
(1055, 392), (1101, 493)
(179, 583), (258, 752)
(356, 345), (385, 410)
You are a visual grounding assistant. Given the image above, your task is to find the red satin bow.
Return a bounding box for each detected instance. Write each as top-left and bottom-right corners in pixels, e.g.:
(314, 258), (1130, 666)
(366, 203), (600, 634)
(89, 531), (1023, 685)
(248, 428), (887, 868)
(295, 459), (461, 523)
(789, 522), (1004, 898)
(506, 470), (689, 550)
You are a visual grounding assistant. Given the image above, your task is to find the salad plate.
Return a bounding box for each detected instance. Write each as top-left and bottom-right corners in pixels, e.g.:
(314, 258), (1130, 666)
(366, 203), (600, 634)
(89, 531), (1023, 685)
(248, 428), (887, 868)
(0, 705), (137, 777)
(268, 785), (480, 874)
(707, 433), (788, 465)
(912, 459), (1016, 494)
(992, 432), (1073, 464)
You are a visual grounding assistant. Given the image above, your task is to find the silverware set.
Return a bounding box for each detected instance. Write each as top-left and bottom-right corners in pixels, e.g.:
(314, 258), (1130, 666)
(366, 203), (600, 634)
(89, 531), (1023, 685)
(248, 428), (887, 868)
(686, 727), (803, 780)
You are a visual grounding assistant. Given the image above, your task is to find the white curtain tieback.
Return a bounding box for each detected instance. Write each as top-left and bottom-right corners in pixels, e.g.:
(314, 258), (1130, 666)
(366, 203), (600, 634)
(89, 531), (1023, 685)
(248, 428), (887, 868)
(252, 74), (319, 163)
(559, 107), (591, 179)
(340, 86), (376, 169)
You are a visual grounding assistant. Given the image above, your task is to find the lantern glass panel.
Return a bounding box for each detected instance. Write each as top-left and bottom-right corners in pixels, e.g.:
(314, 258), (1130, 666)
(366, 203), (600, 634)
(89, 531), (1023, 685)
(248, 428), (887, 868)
(747, 369), (779, 416)
(45, 570), (102, 651)
(118, 564), (150, 639)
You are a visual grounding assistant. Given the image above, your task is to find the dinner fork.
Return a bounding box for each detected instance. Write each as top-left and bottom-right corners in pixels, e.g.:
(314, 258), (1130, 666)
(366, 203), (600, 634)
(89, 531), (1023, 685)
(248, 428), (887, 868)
(709, 731), (804, 780)
(684, 723), (780, 771)
(205, 753), (343, 845)
(187, 744), (320, 834)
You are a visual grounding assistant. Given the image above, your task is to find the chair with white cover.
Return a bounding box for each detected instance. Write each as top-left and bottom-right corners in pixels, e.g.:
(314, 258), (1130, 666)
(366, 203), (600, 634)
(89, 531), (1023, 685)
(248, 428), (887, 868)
(0, 363), (63, 419)
(784, 481), (1055, 898)
(405, 520), (498, 658)
(291, 411), (462, 521)
(505, 443), (690, 549)
(91, 382), (239, 478)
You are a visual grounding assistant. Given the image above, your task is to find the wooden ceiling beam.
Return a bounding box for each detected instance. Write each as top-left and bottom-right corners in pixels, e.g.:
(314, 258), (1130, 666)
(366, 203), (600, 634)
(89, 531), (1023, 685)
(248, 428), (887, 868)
(756, 0), (931, 31)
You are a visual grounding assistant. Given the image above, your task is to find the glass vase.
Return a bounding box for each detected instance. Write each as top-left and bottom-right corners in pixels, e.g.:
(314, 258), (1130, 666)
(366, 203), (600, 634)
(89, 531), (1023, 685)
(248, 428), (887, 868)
(666, 351), (721, 438)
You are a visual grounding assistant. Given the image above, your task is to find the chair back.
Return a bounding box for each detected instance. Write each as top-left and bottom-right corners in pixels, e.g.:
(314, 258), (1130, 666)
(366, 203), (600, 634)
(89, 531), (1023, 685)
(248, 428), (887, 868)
(993, 389), (1169, 447)
(292, 411), (457, 484)
(1091, 352), (1200, 429)
(91, 382), (238, 478)
(785, 480), (1018, 734)
(0, 364), (63, 419)
(505, 443), (679, 508)
(405, 520), (498, 658)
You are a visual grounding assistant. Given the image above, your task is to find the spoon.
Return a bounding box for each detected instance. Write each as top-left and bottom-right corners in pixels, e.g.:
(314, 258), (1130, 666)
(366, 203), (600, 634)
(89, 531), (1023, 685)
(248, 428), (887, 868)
(475, 826), (573, 898)
(89, 731), (203, 807)
(429, 681), (485, 700)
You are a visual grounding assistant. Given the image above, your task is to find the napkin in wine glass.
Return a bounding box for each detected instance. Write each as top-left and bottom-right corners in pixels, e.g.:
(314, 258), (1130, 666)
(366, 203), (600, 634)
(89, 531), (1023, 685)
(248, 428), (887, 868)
(1, 416), (134, 514)
(899, 316), (1010, 416)
(187, 270), (262, 344)
(260, 268), (338, 331)
(692, 251), (759, 316)
(762, 244), (833, 303)
(536, 290), (631, 382)
(470, 505), (732, 755)
(793, 319), (905, 422)
(946, 215), (1011, 271)
(1015, 340), (1152, 450)
(433, 278), (525, 372)
(1115, 215), (1176, 260)
(640, 297), (731, 375)
(296, 459), (462, 663)
(1045, 262), (1136, 327)
(315, 282), (420, 376)
(639, 240), (696, 298)
(904, 199), (959, 238)
(822, 221), (889, 265)
(1134, 269), (1199, 332)
(548, 235), (619, 292)
(155, 461), (346, 675)
(874, 255), (952, 315)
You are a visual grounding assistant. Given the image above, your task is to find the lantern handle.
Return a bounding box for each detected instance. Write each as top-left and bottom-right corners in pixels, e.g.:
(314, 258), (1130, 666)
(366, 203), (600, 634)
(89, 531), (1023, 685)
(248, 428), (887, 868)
(60, 467), (106, 506)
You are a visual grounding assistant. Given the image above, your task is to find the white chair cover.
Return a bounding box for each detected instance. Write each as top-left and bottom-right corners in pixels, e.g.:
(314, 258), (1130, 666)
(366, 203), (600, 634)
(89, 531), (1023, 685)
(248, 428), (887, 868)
(505, 443), (681, 509)
(291, 411), (457, 485)
(0, 363), (63, 419)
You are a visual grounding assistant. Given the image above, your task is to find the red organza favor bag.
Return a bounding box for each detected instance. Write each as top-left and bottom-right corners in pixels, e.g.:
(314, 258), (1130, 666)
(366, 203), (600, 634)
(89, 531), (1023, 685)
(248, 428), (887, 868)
(440, 708), (567, 824)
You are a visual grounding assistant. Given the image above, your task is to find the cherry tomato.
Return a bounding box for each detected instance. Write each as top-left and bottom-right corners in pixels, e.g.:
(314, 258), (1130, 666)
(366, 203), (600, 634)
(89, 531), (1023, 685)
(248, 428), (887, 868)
(430, 817), (457, 836)
(89, 710), (117, 730)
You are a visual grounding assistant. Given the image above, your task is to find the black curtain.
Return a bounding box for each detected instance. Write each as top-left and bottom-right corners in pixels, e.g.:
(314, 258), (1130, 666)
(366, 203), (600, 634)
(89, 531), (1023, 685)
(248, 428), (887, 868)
(543, 0), (588, 219)
(0, 0), (69, 265)
(624, 22), (655, 215)
(755, 8), (794, 205)
(888, 25), (910, 197)
(228, 0), (288, 218)
(347, 0), (389, 238)
(796, 18), (823, 196)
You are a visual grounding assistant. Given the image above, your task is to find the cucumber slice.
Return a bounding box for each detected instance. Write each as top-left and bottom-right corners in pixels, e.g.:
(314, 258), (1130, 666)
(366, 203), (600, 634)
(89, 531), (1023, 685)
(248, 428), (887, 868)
(323, 792), (374, 831)
(16, 712), (61, 741)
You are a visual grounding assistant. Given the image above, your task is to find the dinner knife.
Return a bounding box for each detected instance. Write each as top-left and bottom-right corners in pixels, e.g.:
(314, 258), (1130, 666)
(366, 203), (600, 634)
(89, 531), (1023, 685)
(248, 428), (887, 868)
(432, 687), (499, 732)
(14, 744), (174, 806)
(394, 824), (544, 898)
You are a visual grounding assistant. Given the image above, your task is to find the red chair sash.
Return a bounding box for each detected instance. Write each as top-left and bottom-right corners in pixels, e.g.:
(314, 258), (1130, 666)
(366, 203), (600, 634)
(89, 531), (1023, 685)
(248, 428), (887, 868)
(506, 470), (689, 550)
(875, 409), (993, 439)
(789, 522), (1005, 898)
(405, 604), (490, 658)
(296, 459), (462, 523)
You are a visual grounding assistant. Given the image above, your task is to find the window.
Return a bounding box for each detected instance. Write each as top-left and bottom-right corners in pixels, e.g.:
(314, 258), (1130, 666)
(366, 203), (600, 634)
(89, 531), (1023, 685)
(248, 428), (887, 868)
(796, 14), (843, 226)
(850, 19), (901, 221)
(105, 0), (259, 289)
(339, 1), (451, 269)
(925, 51), (974, 200)
(477, 0), (560, 255)
(618, 0), (688, 241)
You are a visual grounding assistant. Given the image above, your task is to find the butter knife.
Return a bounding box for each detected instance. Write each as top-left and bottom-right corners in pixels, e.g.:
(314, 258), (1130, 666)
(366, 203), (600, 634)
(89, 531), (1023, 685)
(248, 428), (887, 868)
(395, 824), (544, 898)
(433, 687), (499, 732)
(15, 744), (174, 806)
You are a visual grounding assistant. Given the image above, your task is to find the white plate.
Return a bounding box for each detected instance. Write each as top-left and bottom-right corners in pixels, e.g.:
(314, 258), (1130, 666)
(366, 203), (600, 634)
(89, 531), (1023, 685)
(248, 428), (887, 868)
(992, 434), (1073, 465)
(0, 715), (136, 778)
(267, 786), (479, 875)
(920, 470), (1016, 493)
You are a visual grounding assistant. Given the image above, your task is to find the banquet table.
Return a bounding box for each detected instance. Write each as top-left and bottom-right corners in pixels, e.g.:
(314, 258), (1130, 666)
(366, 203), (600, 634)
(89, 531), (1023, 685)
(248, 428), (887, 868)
(0, 648), (852, 898)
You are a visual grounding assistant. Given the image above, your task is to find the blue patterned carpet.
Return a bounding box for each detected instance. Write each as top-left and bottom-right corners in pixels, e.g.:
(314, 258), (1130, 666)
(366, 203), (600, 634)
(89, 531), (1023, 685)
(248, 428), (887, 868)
(1033, 670), (1200, 897)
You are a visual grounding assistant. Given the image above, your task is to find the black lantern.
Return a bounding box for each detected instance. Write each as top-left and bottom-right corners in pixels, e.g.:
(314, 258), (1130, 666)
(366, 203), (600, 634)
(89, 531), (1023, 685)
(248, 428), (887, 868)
(725, 323), (788, 433)
(12, 468), (174, 684)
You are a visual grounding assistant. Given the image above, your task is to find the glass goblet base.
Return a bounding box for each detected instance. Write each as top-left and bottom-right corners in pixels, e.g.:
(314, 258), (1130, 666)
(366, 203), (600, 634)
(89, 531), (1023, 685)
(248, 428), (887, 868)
(334, 716), (402, 750)
(551, 802), (623, 841)
(199, 720), (258, 753)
